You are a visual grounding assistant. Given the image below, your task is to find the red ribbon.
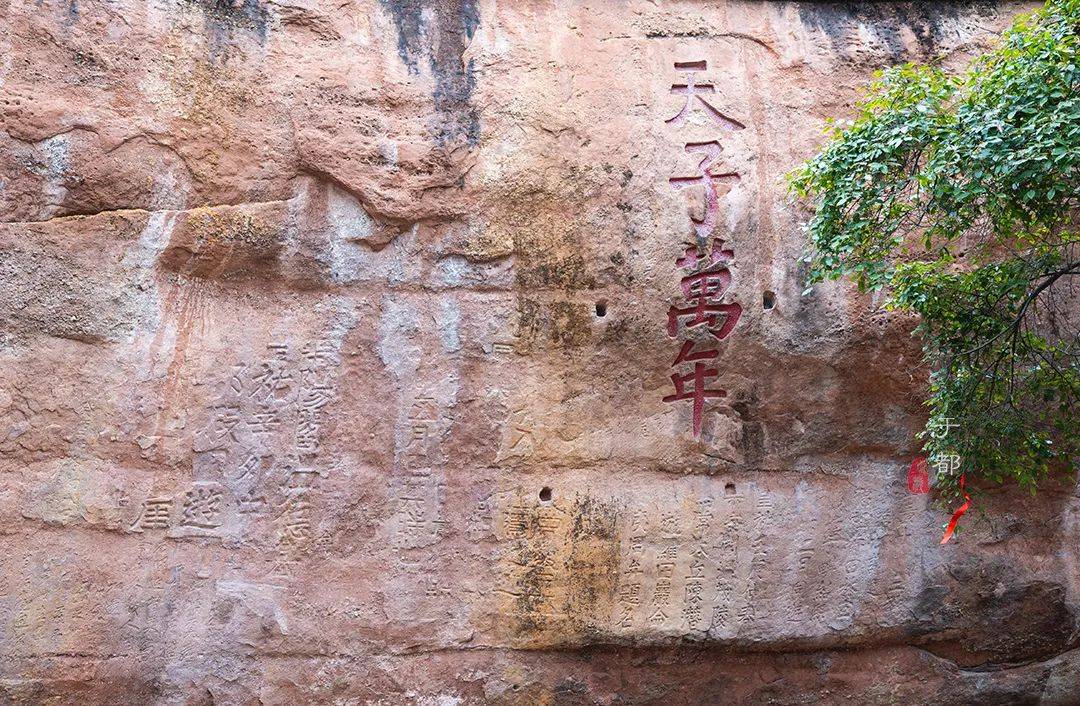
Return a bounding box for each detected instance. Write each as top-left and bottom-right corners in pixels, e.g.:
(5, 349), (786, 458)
(939, 474), (970, 545)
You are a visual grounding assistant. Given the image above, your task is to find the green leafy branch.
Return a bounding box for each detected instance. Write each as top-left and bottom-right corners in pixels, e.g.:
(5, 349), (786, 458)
(789, 0), (1079, 508)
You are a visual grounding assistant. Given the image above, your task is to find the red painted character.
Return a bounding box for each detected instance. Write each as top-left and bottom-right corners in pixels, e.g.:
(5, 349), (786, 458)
(907, 457), (930, 494)
(676, 241), (733, 271)
(666, 60), (747, 131)
(669, 142), (740, 244)
(668, 241), (741, 341)
(663, 341), (727, 437)
(667, 267), (742, 341)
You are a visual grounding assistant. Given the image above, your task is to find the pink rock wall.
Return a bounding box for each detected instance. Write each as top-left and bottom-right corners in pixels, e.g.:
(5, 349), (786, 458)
(1, 0), (1077, 703)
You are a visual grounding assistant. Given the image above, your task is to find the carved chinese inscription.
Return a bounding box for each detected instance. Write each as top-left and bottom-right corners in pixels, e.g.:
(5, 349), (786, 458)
(662, 60), (745, 438)
(401, 396), (439, 469)
(273, 341), (339, 573)
(391, 393), (449, 577)
(180, 485), (224, 529)
(393, 472), (447, 550)
(666, 61), (747, 131)
(709, 493), (742, 633)
(682, 498), (714, 630)
(500, 493), (568, 632)
(163, 340), (342, 573)
(647, 512), (681, 625)
(610, 482), (780, 637)
(486, 478), (913, 644)
(497, 491), (621, 646)
(616, 509), (648, 628)
(132, 497), (173, 531)
(738, 492), (773, 627)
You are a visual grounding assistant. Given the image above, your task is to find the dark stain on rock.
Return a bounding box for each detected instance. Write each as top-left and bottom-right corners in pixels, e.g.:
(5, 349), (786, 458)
(732, 389), (766, 466)
(549, 301), (593, 349)
(563, 495), (620, 630)
(380, 0), (480, 145)
(502, 493), (620, 647)
(513, 297), (594, 352)
(792, 1), (999, 64)
(191, 0), (270, 56)
(509, 542), (561, 636)
(787, 257), (835, 348)
(515, 253), (597, 292)
(514, 295), (542, 351)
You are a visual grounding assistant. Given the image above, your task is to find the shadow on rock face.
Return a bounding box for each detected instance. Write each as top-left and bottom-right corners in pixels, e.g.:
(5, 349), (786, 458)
(793, 1), (1001, 64)
(914, 557), (1079, 668)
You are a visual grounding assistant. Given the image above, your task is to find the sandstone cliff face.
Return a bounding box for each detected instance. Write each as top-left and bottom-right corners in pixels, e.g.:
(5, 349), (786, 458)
(1, 0), (1078, 703)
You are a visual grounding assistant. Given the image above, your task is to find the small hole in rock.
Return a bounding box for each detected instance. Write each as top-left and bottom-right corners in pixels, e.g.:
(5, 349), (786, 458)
(725, 482), (736, 496)
(595, 300), (607, 317)
(539, 486), (553, 503)
(762, 291), (776, 311)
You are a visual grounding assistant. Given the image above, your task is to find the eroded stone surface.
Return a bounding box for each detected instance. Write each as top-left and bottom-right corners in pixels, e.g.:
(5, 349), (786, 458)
(1, 0), (1077, 703)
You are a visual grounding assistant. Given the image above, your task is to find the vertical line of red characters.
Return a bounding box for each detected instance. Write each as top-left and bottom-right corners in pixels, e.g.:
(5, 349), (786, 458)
(662, 60), (745, 438)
